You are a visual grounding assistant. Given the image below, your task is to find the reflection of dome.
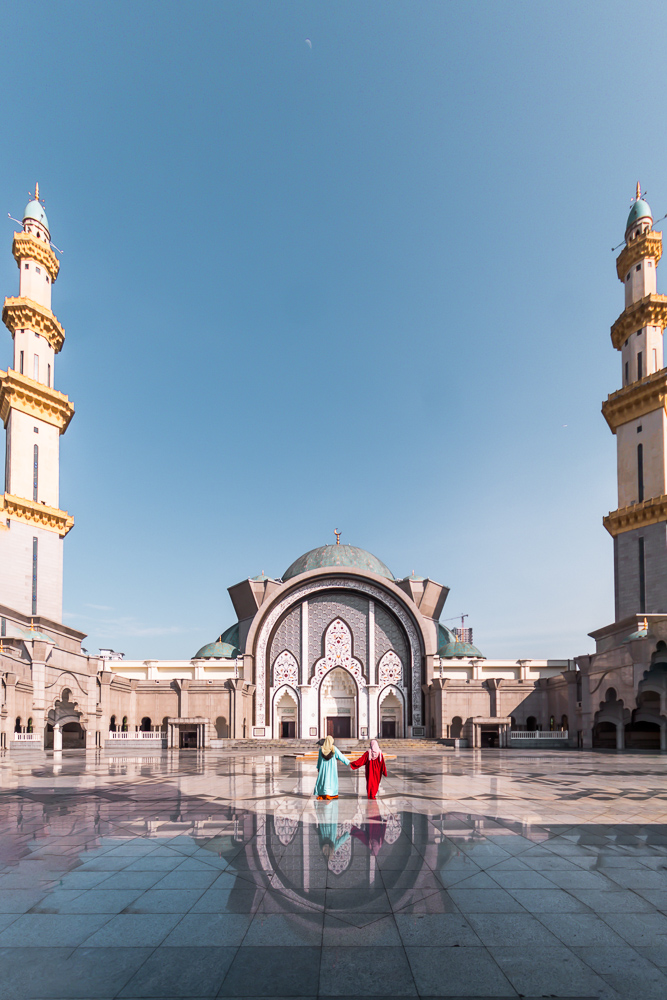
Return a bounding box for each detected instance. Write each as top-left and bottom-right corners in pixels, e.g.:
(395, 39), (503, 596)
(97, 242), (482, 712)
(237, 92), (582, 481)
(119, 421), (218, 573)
(283, 544), (394, 581)
(437, 623), (484, 658)
(193, 622), (239, 659)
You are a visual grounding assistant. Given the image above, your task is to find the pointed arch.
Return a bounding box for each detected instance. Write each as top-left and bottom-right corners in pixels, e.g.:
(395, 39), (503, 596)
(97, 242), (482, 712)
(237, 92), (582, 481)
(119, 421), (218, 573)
(311, 618), (365, 688)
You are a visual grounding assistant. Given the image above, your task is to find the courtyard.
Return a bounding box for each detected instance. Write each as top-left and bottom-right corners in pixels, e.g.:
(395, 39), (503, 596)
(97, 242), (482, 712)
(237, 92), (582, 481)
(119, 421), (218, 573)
(0, 748), (666, 999)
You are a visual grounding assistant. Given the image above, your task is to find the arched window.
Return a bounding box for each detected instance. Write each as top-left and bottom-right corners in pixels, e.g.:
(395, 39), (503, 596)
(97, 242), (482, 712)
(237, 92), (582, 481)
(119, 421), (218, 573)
(450, 716), (463, 738)
(109, 715), (116, 732)
(606, 687), (617, 702)
(14, 717), (21, 733)
(526, 715), (537, 731)
(561, 714), (568, 731)
(121, 716), (128, 732)
(96, 678), (102, 705)
(549, 716), (555, 731)
(140, 717), (151, 732)
(61, 688), (71, 703)
(27, 718), (33, 733)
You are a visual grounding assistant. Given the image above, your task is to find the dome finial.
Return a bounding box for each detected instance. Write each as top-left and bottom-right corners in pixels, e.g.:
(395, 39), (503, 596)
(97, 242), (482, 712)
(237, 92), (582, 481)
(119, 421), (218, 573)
(636, 181), (641, 201)
(34, 181), (39, 203)
(334, 528), (341, 545)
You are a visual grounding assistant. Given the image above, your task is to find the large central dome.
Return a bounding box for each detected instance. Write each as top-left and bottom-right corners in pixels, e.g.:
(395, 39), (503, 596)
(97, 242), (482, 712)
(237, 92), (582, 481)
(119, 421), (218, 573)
(283, 544), (394, 582)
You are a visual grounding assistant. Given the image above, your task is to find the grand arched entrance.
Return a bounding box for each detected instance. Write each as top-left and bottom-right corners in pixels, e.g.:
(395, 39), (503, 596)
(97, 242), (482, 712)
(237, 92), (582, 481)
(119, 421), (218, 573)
(320, 667), (356, 738)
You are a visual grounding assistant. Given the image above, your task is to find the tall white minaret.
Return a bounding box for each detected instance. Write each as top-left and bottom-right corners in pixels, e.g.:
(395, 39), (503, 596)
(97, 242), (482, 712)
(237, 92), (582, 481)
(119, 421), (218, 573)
(602, 184), (667, 618)
(0, 186), (74, 622)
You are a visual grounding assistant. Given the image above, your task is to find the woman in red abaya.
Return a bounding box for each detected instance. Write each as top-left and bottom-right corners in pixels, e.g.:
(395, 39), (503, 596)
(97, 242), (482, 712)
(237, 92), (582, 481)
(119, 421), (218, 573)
(350, 739), (387, 799)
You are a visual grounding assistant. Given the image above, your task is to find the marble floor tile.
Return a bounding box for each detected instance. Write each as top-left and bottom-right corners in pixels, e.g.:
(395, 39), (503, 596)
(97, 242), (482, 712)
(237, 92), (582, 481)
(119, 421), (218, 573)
(466, 912), (561, 946)
(243, 912), (324, 946)
(82, 911), (182, 946)
(319, 945), (416, 996)
(220, 945), (321, 996)
(573, 944), (667, 999)
(394, 912), (482, 946)
(0, 912), (112, 946)
(404, 945), (514, 996)
(120, 944), (237, 997)
(489, 945), (609, 998)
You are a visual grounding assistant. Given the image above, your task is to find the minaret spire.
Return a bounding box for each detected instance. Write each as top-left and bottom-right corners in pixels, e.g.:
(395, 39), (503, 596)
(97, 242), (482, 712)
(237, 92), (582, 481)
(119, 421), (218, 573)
(636, 180), (641, 201)
(34, 181), (39, 203)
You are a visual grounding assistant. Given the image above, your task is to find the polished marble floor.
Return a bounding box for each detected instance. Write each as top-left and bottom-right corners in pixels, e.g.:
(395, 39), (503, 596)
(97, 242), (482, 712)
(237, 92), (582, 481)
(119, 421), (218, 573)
(1, 748), (667, 999)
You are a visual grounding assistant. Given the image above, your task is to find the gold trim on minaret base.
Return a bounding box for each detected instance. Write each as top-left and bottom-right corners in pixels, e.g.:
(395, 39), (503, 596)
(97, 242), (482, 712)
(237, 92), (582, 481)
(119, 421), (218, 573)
(12, 232), (59, 282)
(2, 297), (65, 353)
(602, 369), (667, 433)
(603, 496), (667, 537)
(610, 293), (667, 350)
(0, 494), (74, 537)
(0, 369), (74, 433)
(616, 231), (663, 282)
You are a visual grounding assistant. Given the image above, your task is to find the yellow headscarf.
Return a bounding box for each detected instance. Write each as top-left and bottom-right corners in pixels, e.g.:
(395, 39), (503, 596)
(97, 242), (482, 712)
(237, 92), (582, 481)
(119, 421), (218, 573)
(322, 735), (335, 755)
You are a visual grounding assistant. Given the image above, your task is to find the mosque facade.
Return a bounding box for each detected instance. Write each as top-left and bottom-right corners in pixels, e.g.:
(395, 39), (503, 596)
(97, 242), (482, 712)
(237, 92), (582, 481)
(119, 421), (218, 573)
(1, 186), (665, 752)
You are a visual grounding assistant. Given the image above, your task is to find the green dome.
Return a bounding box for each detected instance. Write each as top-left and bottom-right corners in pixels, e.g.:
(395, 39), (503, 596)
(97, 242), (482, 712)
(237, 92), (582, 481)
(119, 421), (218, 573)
(283, 544), (394, 582)
(437, 624), (484, 659)
(194, 622), (240, 659)
(626, 198), (652, 233)
(23, 199), (49, 232)
(18, 627), (53, 643)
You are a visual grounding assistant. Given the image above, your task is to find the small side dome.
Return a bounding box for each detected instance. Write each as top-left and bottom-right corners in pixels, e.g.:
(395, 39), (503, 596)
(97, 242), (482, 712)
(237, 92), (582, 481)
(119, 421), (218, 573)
(283, 543), (394, 581)
(194, 622), (240, 659)
(18, 627), (54, 643)
(437, 624), (484, 659)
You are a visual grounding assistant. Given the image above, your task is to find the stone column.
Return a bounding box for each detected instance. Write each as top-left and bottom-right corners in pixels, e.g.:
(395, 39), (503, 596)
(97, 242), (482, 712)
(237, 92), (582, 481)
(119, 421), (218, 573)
(53, 723), (62, 751)
(661, 724), (667, 751)
(367, 685), (379, 738)
(228, 679), (244, 738)
(301, 601), (309, 686)
(368, 602), (376, 685)
(616, 723), (625, 750)
(298, 685), (311, 738)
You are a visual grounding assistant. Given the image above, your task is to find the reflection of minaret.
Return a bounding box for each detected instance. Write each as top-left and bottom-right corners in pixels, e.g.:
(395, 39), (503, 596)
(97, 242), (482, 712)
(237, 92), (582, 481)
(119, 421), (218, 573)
(602, 185), (667, 619)
(0, 186), (74, 621)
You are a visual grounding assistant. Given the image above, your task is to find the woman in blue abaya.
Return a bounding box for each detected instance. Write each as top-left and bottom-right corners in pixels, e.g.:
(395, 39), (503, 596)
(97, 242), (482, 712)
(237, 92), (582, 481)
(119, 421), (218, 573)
(313, 734), (350, 799)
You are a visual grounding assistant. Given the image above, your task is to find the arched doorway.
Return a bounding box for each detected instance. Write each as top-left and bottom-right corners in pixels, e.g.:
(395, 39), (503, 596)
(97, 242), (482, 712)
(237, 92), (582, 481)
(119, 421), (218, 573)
(593, 721), (617, 748)
(273, 687), (298, 738)
(626, 719), (661, 749)
(320, 668), (356, 738)
(450, 716), (463, 738)
(140, 717), (151, 732)
(62, 722), (85, 749)
(379, 687), (403, 739)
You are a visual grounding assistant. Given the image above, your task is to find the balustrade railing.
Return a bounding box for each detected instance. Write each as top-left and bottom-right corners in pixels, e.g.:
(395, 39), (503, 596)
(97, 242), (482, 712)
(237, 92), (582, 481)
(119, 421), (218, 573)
(511, 730), (568, 739)
(12, 733), (42, 741)
(107, 731), (165, 740)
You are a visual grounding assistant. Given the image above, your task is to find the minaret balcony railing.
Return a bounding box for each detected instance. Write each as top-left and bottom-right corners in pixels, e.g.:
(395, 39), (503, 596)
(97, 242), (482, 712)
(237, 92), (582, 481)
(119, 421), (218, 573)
(12, 231), (60, 283)
(610, 293), (667, 350)
(2, 296), (65, 353)
(0, 494), (74, 537)
(604, 495), (667, 537)
(616, 230), (663, 281)
(602, 369), (667, 433)
(0, 369), (74, 433)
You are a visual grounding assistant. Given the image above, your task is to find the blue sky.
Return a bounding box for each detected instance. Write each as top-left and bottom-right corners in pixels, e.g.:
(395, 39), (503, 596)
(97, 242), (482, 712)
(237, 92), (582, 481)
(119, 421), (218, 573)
(0, 1), (664, 659)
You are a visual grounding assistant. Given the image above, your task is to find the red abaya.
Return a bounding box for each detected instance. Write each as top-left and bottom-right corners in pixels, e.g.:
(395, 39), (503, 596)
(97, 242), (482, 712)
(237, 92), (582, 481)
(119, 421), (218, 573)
(350, 751), (387, 799)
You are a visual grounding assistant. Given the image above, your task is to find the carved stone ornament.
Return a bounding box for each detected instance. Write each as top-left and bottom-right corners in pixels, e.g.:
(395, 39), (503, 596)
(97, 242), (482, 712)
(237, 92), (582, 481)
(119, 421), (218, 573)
(272, 650), (299, 687)
(378, 649), (403, 686)
(310, 618), (366, 688)
(254, 577), (423, 726)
